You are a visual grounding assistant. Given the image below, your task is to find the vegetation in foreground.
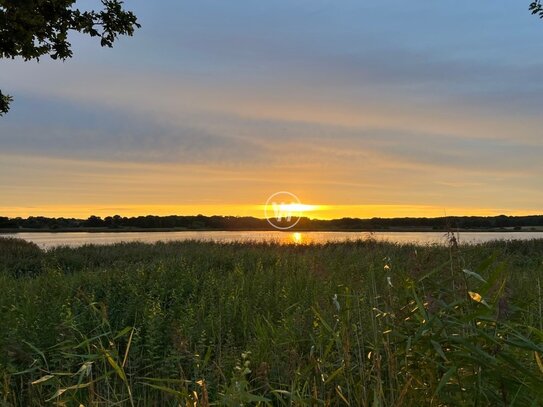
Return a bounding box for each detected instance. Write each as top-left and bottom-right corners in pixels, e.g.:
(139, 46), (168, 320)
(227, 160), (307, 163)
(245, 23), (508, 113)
(1, 237), (543, 406)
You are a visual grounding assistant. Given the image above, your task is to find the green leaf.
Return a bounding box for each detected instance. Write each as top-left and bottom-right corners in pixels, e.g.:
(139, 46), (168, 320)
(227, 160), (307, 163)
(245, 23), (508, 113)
(141, 382), (186, 397)
(435, 366), (457, 395)
(462, 269), (487, 284)
(431, 340), (448, 361)
(411, 287), (429, 323)
(114, 326), (133, 340)
(103, 349), (127, 383)
(22, 340), (48, 368)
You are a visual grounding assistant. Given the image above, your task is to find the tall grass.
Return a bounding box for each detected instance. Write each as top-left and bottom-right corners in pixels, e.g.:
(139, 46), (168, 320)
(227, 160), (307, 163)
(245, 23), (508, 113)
(0, 237), (542, 405)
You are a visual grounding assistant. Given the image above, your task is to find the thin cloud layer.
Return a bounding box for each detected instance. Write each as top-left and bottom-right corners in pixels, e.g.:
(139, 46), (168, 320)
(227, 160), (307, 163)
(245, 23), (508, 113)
(1, 0), (542, 217)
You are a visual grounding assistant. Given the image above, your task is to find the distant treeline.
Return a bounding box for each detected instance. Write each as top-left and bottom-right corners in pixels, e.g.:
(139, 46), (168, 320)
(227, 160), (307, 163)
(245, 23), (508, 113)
(1, 214), (543, 231)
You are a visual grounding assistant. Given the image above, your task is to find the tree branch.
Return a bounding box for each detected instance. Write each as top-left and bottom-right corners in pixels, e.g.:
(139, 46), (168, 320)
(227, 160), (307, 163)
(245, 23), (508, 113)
(0, 91), (13, 116)
(530, 1), (543, 18)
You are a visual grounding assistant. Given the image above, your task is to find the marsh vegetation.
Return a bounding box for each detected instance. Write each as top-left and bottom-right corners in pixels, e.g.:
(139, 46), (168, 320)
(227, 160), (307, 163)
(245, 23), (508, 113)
(1, 237), (543, 406)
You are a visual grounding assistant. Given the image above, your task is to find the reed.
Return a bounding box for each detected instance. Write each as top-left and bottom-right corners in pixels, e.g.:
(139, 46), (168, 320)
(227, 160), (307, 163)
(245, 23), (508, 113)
(1, 237), (542, 406)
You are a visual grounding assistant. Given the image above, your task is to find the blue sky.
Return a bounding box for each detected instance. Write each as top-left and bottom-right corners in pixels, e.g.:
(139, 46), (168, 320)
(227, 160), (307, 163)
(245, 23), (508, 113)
(1, 1), (542, 218)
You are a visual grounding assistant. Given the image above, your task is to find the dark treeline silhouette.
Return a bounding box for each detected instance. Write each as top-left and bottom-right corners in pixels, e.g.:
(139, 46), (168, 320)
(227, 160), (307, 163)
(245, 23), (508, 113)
(1, 214), (543, 231)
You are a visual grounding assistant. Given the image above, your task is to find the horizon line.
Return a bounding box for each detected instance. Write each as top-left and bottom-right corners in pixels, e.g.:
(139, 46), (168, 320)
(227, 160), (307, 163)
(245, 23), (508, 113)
(3, 212), (543, 222)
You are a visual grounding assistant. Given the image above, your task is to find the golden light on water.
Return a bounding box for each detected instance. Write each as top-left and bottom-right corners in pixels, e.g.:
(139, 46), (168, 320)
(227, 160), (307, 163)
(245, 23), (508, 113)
(291, 232), (303, 244)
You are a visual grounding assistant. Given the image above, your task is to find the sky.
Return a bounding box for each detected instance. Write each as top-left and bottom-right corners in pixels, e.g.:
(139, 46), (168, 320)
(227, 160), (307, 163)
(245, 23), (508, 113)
(1, 0), (543, 219)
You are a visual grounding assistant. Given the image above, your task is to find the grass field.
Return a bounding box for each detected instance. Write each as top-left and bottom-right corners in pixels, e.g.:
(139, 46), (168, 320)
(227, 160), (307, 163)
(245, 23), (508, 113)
(1, 237), (543, 406)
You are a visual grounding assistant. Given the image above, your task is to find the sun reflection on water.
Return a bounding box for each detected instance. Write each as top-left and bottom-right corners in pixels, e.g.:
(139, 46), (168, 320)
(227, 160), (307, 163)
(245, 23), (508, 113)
(291, 232), (303, 244)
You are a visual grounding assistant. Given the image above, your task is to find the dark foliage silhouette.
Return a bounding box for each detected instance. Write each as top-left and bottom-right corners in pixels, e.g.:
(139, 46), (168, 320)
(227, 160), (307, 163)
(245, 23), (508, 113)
(0, 0), (140, 115)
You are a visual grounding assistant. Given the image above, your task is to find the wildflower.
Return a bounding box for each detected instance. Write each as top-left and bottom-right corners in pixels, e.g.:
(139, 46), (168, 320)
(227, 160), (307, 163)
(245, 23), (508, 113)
(468, 291), (489, 307)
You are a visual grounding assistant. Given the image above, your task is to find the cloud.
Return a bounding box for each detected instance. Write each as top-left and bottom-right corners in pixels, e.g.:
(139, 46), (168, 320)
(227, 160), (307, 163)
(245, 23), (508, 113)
(2, 0), (543, 216)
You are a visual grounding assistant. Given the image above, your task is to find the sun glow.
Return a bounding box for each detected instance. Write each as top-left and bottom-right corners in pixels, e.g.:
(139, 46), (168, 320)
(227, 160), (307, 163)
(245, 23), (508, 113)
(291, 232), (303, 244)
(273, 203), (320, 214)
(2, 203), (539, 220)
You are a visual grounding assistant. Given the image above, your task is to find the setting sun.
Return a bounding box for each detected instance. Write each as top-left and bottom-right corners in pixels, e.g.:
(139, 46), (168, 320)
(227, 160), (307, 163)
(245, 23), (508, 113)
(270, 203), (320, 214)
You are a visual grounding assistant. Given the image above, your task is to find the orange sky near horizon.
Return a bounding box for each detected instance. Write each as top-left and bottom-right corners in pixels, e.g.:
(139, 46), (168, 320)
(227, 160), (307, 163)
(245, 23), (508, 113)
(1, 149), (542, 220)
(1, 204), (540, 220)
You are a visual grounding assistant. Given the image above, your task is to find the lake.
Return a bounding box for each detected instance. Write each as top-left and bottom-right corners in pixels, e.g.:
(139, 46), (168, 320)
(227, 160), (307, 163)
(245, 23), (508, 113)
(2, 230), (543, 249)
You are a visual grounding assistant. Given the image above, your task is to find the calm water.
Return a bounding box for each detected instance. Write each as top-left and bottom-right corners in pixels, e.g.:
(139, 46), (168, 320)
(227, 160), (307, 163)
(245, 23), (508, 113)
(2, 230), (543, 249)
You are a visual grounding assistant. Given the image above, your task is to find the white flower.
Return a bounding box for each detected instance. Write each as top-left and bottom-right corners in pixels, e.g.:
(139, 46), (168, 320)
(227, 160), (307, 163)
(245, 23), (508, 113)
(387, 276), (393, 287)
(332, 294), (340, 311)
